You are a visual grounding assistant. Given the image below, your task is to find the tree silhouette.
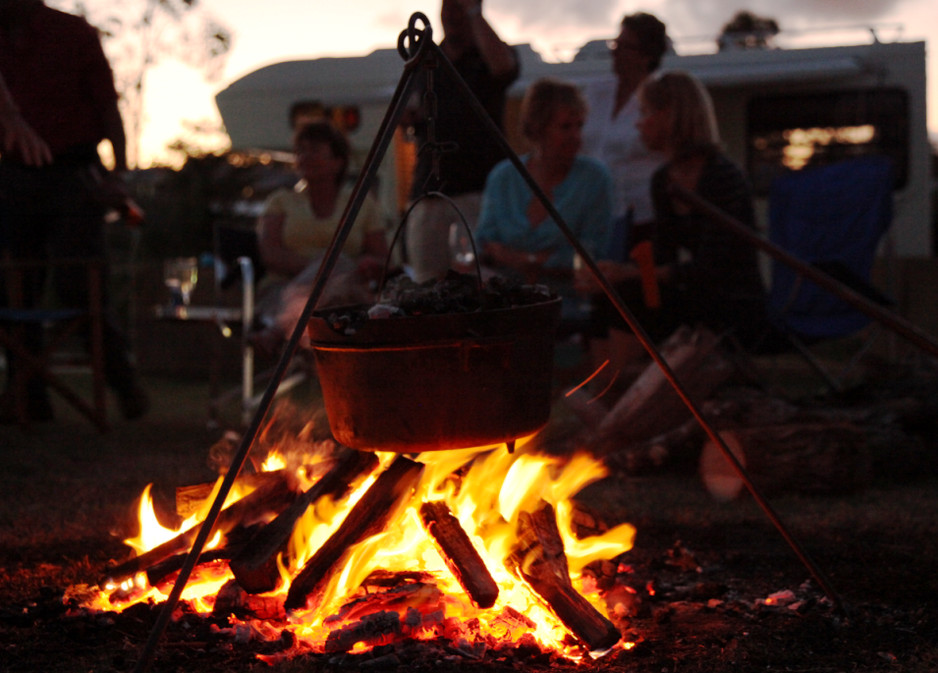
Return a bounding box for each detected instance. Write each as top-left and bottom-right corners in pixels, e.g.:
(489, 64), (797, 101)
(717, 11), (780, 51)
(49, 0), (231, 167)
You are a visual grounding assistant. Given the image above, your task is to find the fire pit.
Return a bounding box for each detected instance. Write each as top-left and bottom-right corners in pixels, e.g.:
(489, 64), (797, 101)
(77, 424), (637, 662)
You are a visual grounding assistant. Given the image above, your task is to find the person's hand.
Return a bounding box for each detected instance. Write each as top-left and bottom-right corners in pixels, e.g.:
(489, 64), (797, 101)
(95, 170), (132, 210)
(574, 260), (637, 294)
(356, 255), (385, 285)
(483, 241), (545, 270)
(1, 112), (52, 166)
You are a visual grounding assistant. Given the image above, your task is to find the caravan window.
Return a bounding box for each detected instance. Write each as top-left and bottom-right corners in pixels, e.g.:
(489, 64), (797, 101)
(746, 88), (909, 195)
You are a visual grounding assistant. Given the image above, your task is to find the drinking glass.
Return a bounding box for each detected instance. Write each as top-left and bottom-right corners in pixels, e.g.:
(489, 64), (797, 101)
(448, 221), (476, 272)
(572, 244), (597, 314)
(164, 256), (199, 307)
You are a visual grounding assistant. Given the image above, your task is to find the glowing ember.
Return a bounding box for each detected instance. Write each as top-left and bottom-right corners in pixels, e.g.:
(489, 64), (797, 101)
(79, 433), (636, 661)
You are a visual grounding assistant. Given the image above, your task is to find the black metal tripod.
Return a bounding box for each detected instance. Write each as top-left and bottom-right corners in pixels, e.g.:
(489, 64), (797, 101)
(133, 12), (846, 672)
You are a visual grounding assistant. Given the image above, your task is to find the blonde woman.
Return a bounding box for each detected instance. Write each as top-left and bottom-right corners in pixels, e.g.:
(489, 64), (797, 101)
(579, 70), (769, 385)
(475, 77), (613, 320)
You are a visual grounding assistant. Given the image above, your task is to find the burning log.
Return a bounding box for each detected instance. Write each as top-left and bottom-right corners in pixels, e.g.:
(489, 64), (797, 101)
(419, 500), (499, 608)
(145, 548), (232, 587)
(508, 504), (621, 653)
(699, 422), (873, 501)
(175, 470), (284, 519)
(212, 580), (288, 621)
(105, 470), (297, 584)
(229, 448), (380, 594)
(325, 577), (444, 626)
(318, 580), (448, 652)
(284, 456), (425, 612)
(323, 610), (403, 653)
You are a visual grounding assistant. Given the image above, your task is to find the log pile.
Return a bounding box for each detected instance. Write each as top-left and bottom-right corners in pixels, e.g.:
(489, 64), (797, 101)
(565, 326), (938, 500)
(108, 443), (624, 656)
(230, 448), (379, 594)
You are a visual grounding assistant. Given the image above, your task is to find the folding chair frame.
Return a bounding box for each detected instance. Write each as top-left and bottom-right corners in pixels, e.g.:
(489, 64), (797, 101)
(0, 257), (109, 432)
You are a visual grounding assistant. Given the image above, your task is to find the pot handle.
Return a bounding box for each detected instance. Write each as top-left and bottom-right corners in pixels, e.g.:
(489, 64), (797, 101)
(381, 190), (483, 294)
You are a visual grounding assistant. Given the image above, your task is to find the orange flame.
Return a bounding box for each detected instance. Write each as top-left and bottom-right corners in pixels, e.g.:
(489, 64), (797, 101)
(84, 440), (635, 659)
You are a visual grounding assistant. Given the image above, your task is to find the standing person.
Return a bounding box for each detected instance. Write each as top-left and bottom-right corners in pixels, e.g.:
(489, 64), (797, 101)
(0, 0), (148, 422)
(581, 12), (670, 242)
(475, 78), (613, 321)
(403, 0), (520, 283)
(577, 11), (670, 385)
(0, 70), (51, 167)
(577, 71), (769, 378)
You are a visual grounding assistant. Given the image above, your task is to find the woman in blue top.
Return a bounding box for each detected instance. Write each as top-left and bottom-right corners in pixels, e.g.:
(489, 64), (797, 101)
(475, 77), (613, 313)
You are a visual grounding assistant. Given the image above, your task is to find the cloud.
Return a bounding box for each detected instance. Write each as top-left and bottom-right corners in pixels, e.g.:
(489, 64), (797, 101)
(483, 0), (907, 56)
(488, 0), (621, 37)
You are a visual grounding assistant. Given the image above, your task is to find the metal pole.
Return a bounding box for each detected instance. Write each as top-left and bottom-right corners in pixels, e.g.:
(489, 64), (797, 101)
(669, 182), (938, 360)
(431, 45), (846, 613)
(131, 15), (436, 673)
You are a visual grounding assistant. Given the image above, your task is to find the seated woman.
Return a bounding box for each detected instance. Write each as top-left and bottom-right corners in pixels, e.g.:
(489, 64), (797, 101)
(577, 70), (769, 392)
(475, 77), (613, 323)
(252, 120), (390, 354)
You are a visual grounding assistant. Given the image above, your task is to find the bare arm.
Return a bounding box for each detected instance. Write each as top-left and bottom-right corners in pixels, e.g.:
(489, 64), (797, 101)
(257, 212), (310, 278)
(101, 99), (128, 173)
(0, 70), (52, 166)
(459, 0), (518, 78)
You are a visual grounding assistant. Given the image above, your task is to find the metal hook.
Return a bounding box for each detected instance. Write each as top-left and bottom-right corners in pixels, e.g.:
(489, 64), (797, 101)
(397, 13), (457, 192)
(397, 12), (432, 62)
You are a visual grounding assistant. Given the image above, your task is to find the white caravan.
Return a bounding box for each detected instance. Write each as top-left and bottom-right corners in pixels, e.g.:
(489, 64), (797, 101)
(215, 29), (934, 331)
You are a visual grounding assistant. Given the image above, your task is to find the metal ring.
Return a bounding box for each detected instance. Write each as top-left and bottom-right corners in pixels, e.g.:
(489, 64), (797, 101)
(381, 191), (483, 294)
(397, 12), (432, 62)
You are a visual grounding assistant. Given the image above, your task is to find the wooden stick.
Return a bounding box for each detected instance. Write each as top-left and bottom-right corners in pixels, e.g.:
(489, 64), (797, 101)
(596, 326), (733, 447)
(670, 182), (938, 360)
(699, 422), (871, 501)
(105, 470), (296, 584)
(509, 504), (621, 653)
(230, 448), (379, 594)
(283, 456), (424, 612)
(419, 500), (498, 608)
(175, 470), (281, 519)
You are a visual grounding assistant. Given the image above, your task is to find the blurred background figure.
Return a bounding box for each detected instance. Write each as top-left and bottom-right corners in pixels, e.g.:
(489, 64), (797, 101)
(578, 11), (671, 384)
(0, 0), (148, 423)
(475, 77), (612, 325)
(251, 120), (390, 355)
(577, 70), (769, 395)
(402, 0), (520, 283)
(0, 70), (51, 167)
(581, 11), (670, 252)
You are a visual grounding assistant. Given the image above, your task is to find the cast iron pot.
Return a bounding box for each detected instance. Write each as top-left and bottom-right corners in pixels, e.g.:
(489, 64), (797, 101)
(306, 297), (561, 452)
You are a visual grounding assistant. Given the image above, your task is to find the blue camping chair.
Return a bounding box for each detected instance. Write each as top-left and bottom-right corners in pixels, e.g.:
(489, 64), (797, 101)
(764, 155), (896, 389)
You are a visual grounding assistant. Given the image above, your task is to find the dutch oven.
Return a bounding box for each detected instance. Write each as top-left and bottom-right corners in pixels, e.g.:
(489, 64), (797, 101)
(306, 296), (562, 452)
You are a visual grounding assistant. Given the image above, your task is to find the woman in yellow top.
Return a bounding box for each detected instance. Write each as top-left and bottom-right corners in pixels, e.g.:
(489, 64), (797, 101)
(253, 120), (390, 352)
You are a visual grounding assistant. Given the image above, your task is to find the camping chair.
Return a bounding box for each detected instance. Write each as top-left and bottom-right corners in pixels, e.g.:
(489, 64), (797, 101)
(760, 155), (896, 390)
(0, 256), (109, 432)
(210, 224), (308, 426)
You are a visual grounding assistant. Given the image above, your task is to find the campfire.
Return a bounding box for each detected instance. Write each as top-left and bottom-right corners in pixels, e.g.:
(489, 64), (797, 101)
(70, 407), (637, 664)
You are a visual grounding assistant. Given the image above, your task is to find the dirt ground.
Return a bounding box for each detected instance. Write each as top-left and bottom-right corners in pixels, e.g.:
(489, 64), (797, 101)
(2, 366), (938, 673)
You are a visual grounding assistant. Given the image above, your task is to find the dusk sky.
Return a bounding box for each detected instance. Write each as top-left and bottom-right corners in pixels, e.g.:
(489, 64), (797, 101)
(50, 0), (937, 166)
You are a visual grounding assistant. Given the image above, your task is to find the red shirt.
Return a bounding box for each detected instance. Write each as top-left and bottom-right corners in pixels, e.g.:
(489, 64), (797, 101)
(0, 4), (119, 159)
